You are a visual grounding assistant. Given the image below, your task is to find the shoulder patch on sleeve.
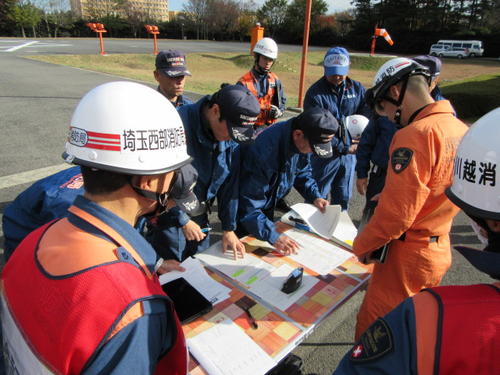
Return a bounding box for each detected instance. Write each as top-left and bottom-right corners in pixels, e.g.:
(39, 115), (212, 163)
(391, 147), (413, 174)
(349, 318), (394, 363)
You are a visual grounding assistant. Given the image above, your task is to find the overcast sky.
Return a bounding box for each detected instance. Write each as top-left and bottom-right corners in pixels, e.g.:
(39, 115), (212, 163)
(168, 0), (354, 13)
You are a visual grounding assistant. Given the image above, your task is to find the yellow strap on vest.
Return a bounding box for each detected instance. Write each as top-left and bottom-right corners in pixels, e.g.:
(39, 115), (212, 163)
(68, 206), (153, 279)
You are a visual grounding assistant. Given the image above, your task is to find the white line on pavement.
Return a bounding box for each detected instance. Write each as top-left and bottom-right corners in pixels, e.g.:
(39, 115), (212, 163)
(0, 164), (70, 190)
(5, 41), (38, 52)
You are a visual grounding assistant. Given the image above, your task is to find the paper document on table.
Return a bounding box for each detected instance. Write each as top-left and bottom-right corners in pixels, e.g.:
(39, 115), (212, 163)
(248, 264), (318, 311)
(283, 204), (357, 248)
(159, 257), (230, 305)
(332, 210), (358, 246)
(287, 203), (341, 239)
(196, 242), (275, 286)
(188, 319), (276, 375)
(286, 229), (353, 275)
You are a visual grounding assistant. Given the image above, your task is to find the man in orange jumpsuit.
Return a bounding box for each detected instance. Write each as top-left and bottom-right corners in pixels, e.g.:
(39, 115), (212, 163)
(352, 57), (468, 339)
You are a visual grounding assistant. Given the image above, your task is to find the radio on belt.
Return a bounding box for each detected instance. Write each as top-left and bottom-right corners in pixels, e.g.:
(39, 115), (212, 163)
(281, 267), (304, 294)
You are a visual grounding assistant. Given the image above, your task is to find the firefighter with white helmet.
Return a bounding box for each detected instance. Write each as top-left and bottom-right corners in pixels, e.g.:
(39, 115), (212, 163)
(1, 81), (191, 374)
(238, 37), (287, 128)
(355, 55), (450, 237)
(333, 108), (500, 374)
(352, 57), (468, 339)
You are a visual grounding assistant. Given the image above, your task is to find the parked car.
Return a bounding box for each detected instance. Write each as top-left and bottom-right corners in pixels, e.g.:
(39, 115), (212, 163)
(434, 39), (484, 57)
(430, 45), (470, 59)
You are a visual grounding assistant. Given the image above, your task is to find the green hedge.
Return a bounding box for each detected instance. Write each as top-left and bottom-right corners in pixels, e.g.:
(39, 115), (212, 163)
(441, 74), (500, 120)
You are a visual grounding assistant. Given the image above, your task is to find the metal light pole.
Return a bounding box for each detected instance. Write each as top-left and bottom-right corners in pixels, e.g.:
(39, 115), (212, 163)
(297, 0), (313, 108)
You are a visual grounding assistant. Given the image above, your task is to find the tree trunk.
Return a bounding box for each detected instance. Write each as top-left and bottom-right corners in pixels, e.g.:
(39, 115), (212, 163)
(21, 26), (26, 38)
(32, 25), (37, 38)
(44, 17), (51, 37)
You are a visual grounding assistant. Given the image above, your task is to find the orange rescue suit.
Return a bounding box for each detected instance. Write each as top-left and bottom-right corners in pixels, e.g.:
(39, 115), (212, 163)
(353, 100), (468, 339)
(239, 70), (279, 126)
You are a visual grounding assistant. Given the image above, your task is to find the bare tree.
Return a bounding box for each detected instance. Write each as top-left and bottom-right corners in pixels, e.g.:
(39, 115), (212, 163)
(183, 0), (209, 39)
(237, 0), (258, 41)
(121, 0), (150, 37)
(34, 0), (69, 37)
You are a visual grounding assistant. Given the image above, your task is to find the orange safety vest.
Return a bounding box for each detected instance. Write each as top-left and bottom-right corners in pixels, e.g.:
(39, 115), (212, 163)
(414, 284), (500, 375)
(1, 205), (187, 374)
(239, 71), (279, 126)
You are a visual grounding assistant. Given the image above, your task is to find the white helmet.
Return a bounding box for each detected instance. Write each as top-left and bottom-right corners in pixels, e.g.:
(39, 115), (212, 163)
(345, 115), (369, 140)
(446, 107), (500, 221)
(63, 81), (191, 175)
(253, 37), (278, 60)
(365, 57), (430, 109)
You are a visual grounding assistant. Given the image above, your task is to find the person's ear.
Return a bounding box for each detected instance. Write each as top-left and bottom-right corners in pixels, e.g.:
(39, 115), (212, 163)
(388, 84), (400, 100)
(292, 129), (308, 149)
(153, 70), (160, 82)
(137, 175), (154, 190)
(292, 129), (303, 141)
(211, 103), (220, 118)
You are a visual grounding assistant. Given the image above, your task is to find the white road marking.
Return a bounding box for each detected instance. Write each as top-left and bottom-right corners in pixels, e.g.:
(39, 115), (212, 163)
(0, 164), (71, 190)
(5, 41), (38, 52)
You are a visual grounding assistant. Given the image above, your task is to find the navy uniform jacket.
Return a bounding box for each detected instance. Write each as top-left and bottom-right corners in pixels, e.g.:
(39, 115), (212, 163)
(172, 94), (193, 108)
(2, 166), (83, 260)
(304, 76), (367, 207)
(177, 96), (240, 231)
(304, 76), (366, 124)
(304, 76), (367, 154)
(238, 120), (322, 244)
(355, 116), (397, 179)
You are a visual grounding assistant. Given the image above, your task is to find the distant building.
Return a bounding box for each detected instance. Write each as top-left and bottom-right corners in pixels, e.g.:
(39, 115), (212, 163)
(70, 0), (170, 22)
(168, 10), (182, 20)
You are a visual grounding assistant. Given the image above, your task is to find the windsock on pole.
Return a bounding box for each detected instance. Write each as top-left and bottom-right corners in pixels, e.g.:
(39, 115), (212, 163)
(375, 28), (394, 46)
(370, 26), (394, 56)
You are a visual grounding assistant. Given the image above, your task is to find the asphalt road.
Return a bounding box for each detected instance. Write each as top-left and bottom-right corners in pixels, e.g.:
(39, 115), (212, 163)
(0, 38), (494, 375)
(0, 37), (327, 55)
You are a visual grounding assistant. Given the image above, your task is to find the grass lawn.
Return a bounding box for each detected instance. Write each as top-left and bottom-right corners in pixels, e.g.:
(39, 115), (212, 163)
(28, 52), (500, 118)
(26, 52), (388, 107)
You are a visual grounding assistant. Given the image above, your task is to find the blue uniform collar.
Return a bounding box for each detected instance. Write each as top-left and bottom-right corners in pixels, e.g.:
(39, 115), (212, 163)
(68, 195), (158, 273)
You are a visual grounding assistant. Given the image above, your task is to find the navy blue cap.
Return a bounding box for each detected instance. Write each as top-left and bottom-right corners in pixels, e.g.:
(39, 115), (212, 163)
(324, 47), (350, 76)
(295, 107), (339, 158)
(215, 85), (260, 144)
(170, 164), (203, 216)
(155, 50), (192, 78)
(412, 55), (442, 77)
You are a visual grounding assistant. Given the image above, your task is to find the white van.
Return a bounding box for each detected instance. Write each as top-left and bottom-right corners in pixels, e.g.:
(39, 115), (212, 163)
(430, 40), (484, 57)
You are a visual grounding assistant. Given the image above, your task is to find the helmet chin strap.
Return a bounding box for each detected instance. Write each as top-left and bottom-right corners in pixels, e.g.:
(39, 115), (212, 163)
(130, 174), (170, 208)
(384, 76), (410, 128)
(254, 62), (269, 74)
(394, 109), (403, 127)
(132, 186), (169, 207)
(254, 54), (270, 74)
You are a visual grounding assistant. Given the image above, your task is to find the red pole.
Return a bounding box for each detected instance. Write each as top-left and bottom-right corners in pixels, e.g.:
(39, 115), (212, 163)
(153, 33), (158, 55)
(370, 24), (378, 57)
(98, 32), (105, 55)
(297, 0), (312, 108)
